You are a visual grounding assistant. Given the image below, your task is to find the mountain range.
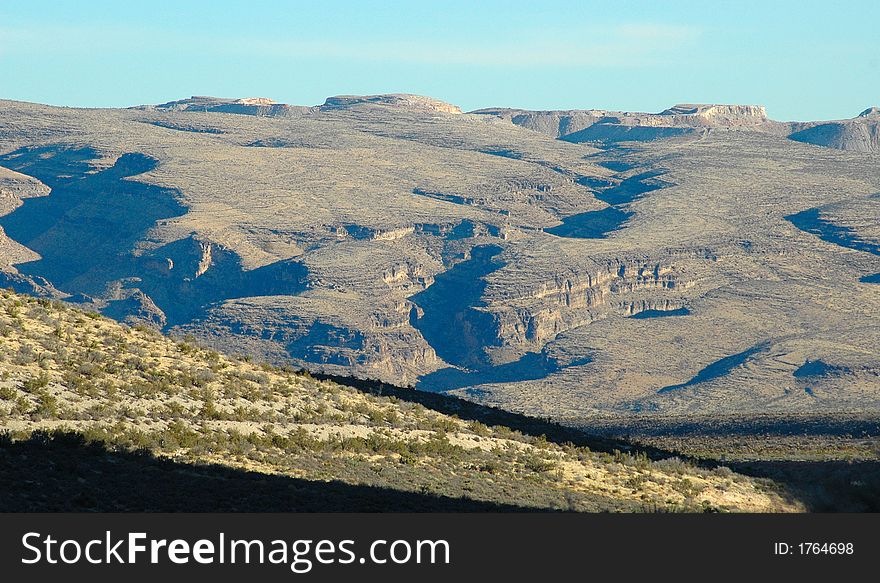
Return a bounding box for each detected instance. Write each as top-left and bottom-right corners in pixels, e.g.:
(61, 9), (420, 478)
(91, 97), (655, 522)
(0, 94), (878, 431)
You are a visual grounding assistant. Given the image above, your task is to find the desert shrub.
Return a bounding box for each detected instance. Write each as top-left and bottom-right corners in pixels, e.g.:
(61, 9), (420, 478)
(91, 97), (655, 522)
(22, 372), (50, 392)
(159, 400), (186, 417)
(84, 403), (111, 420)
(615, 450), (651, 470)
(157, 420), (201, 450)
(426, 416), (459, 432)
(226, 430), (256, 456)
(522, 455), (557, 474)
(33, 391), (58, 418)
(383, 408), (400, 426)
(625, 474), (648, 489)
(277, 427), (323, 452)
(13, 345), (37, 365)
(124, 355), (149, 372)
(191, 369), (216, 388)
(220, 378), (245, 399)
(76, 362), (102, 378)
(84, 349), (107, 364)
(653, 457), (694, 474)
(12, 396), (31, 415)
(671, 478), (705, 499)
(468, 421), (491, 437)
(241, 371), (270, 386)
(712, 465), (735, 478)
(140, 375), (173, 396)
(197, 388), (221, 420)
(62, 370), (99, 397)
(177, 341), (196, 355)
(477, 459), (501, 474)
(127, 380), (161, 398)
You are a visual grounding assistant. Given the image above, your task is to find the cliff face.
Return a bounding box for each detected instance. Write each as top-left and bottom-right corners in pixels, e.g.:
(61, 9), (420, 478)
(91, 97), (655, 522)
(658, 104), (768, 124)
(135, 96), (314, 117)
(474, 103), (773, 143)
(321, 94), (462, 114)
(0, 167), (50, 267)
(483, 260), (689, 356)
(788, 111), (880, 153)
(0, 166), (50, 200)
(478, 103), (880, 153)
(474, 108), (608, 139)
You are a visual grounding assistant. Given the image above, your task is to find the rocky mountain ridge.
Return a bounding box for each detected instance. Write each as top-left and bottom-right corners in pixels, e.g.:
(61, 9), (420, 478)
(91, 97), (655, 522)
(474, 102), (880, 152)
(139, 94), (880, 152)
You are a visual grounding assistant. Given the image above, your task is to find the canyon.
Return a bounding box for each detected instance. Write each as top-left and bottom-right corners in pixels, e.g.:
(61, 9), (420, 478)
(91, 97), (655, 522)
(0, 94), (878, 428)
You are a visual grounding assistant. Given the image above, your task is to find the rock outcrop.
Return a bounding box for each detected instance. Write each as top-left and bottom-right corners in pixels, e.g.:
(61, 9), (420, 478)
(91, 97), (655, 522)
(473, 108), (609, 139)
(134, 96), (314, 117)
(658, 104), (768, 125)
(481, 103), (880, 153)
(788, 108), (880, 153)
(321, 94), (462, 114)
(473, 103), (780, 146)
(474, 103), (771, 141)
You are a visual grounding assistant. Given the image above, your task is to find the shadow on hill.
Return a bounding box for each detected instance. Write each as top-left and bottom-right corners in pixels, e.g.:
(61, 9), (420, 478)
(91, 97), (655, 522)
(311, 372), (676, 460)
(313, 373), (880, 511)
(563, 414), (880, 512)
(0, 432), (529, 512)
(729, 460), (880, 513)
(0, 146), (186, 291)
(0, 145), (311, 328)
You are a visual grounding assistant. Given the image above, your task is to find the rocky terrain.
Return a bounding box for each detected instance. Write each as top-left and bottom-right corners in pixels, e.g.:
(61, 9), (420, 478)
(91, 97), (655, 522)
(0, 289), (796, 512)
(787, 107), (880, 153)
(0, 94), (878, 434)
(475, 102), (880, 152)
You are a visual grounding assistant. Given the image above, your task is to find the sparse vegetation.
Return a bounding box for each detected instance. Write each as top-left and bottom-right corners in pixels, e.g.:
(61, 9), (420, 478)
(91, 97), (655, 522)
(0, 289), (797, 512)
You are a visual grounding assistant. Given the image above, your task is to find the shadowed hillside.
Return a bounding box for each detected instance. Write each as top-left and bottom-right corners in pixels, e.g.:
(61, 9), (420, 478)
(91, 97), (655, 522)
(0, 432), (524, 512)
(0, 289), (796, 512)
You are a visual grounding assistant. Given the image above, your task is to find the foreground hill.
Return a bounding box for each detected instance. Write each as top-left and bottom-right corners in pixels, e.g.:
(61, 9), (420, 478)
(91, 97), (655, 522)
(0, 290), (795, 512)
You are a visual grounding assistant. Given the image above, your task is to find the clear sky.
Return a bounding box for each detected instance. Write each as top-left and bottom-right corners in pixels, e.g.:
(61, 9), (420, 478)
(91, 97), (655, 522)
(1, 0), (877, 121)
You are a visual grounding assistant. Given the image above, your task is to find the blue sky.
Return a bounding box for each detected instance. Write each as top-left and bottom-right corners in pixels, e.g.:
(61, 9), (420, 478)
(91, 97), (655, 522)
(1, 0), (877, 120)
